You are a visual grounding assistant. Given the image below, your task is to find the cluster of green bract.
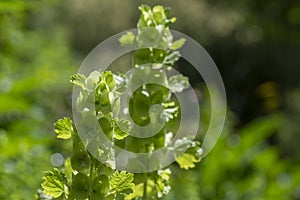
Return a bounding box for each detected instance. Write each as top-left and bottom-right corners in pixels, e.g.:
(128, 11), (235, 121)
(38, 4), (202, 200)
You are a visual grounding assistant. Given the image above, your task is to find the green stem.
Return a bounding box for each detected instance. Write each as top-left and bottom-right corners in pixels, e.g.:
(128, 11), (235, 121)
(142, 174), (148, 200)
(142, 143), (150, 200)
(88, 160), (94, 200)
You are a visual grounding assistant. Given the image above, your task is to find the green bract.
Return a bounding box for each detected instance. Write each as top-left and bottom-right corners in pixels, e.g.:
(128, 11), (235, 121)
(39, 4), (202, 200)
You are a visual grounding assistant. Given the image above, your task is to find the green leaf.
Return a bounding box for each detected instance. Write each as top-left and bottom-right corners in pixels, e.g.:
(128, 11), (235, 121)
(114, 119), (130, 140)
(110, 171), (135, 194)
(102, 71), (116, 91)
(152, 5), (167, 24)
(124, 184), (144, 200)
(176, 153), (200, 170)
(168, 74), (189, 93)
(100, 91), (112, 114)
(165, 17), (177, 27)
(129, 90), (151, 126)
(132, 48), (152, 66)
(99, 117), (113, 139)
(105, 194), (116, 200)
(63, 158), (72, 180)
(90, 175), (110, 199)
(70, 73), (86, 88)
(169, 38), (186, 50)
(70, 148), (91, 171)
(136, 28), (160, 48)
(138, 4), (153, 28)
(54, 117), (73, 139)
(147, 84), (171, 104)
(173, 138), (202, 169)
(86, 71), (101, 91)
(137, 4), (176, 28)
(119, 32), (135, 46)
(169, 17), (177, 23)
(70, 172), (89, 199)
(113, 74), (127, 94)
(41, 168), (67, 198)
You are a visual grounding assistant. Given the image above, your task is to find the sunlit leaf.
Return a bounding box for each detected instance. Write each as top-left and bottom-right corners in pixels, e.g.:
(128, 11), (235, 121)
(176, 153), (200, 170)
(119, 32), (135, 46)
(41, 168), (67, 198)
(54, 117), (73, 139)
(110, 171), (135, 194)
(91, 175), (109, 199)
(70, 73), (86, 88)
(114, 119), (130, 140)
(169, 38), (186, 50)
(70, 173), (89, 199)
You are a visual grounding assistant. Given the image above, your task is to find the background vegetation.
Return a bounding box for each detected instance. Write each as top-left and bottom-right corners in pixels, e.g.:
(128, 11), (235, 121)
(0, 0), (299, 199)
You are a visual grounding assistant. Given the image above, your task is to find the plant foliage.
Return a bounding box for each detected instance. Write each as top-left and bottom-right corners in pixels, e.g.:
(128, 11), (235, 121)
(39, 4), (202, 200)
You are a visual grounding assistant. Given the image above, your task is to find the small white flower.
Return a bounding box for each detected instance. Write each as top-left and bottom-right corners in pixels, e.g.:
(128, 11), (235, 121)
(163, 185), (171, 194)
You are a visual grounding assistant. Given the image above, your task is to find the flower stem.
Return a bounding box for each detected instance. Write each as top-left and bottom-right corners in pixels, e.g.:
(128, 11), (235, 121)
(88, 160), (94, 200)
(142, 175), (148, 200)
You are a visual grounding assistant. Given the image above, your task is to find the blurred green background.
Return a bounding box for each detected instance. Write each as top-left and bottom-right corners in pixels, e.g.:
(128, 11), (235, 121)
(0, 0), (299, 199)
